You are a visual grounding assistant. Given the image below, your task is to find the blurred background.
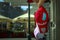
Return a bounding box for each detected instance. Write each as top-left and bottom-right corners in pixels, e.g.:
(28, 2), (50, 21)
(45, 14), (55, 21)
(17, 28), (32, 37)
(0, 0), (58, 40)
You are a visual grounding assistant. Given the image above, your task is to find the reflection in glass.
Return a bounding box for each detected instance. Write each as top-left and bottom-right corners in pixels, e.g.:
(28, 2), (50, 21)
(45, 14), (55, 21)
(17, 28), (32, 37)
(12, 22), (26, 32)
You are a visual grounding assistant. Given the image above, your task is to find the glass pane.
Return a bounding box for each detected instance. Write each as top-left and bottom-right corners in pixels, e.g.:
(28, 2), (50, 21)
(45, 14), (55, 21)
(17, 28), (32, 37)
(0, 0), (51, 40)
